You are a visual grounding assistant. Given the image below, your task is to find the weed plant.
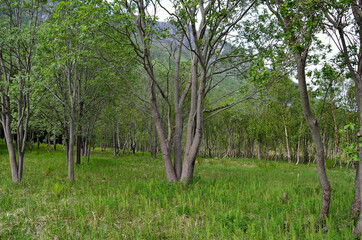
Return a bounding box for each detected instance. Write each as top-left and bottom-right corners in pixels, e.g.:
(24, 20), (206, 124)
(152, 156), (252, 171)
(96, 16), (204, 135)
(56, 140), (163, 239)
(0, 144), (357, 239)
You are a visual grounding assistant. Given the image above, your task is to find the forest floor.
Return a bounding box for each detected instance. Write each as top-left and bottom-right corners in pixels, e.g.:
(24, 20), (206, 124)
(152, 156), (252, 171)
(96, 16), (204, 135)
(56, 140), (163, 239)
(0, 144), (358, 239)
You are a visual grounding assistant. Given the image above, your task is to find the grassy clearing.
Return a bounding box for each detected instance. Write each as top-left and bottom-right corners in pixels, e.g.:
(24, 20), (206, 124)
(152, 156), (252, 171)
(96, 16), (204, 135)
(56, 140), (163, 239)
(0, 144), (358, 239)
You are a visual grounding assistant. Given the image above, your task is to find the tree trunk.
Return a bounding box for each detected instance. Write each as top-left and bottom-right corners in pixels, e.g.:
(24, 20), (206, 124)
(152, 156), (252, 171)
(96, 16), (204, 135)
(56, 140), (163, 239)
(116, 124), (121, 156)
(296, 140), (300, 165)
(173, 39), (184, 180)
(302, 137), (307, 164)
(83, 138), (87, 157)
(53, 134), (57, 151)
(75, 135), (82, 165)
(180, 58), (205, 184)
(351, 161), (361, 217)
(2, 93), (19, 183)
(296, 120), (303, 165)
(113, 124), (117, 157)
(87, 139), (92, 164)
(353, 80), (362, 236)
(68, 115), (75, 181)
(147, 73), (177, 182)
(282, 114), (291, 163)
(295, 55), (331, 219)
(4, 127), (19, 183)
(47, 132), (51, 152)
(257, 138), (261, 160)
(29, 131), (34, 151)
(308, 141), (312, 165)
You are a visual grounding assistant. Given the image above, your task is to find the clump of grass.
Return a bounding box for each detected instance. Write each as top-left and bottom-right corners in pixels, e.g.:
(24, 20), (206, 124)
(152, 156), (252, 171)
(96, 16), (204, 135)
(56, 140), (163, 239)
(0, 144), (357, 239)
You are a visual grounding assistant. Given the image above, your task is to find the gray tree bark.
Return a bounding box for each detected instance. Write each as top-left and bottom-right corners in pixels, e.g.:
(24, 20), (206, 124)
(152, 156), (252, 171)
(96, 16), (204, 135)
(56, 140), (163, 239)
(295, 56), (331, 218)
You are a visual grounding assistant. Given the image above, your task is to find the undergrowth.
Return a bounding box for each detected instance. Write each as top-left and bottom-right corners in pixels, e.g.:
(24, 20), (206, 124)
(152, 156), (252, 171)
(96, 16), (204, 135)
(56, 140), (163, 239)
(0, 144), (357, 239)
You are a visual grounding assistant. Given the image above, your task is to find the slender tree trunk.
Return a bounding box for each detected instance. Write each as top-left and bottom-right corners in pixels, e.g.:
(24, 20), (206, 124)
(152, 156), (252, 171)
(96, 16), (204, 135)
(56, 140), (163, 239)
(75, 135), (82, 165)
(87, 139), (92, 164)
(352, 161), (361, 217)
(29, 131), (34, 151)
(353, 81), (362, 235)
(173, 37), (184, 180)
(113, 123), (117, 157)
(65, 139), (69, 166)
(116, 124), (121, 156)
(2, 93), (19, 183)
(302, 137), (307, 163)
(296, 120), (303, 165)
(68, 111), (75, 181)
(295, 55), (331, 219)
(308, 141), (312, 165)
(53, 134), (57, 151)
(331, 99), (340, 168)
(296, 140), (300, 165)
(83, 138), (87, 157)
(47, 132), (51, 152)
(282, 114), (291, 163)
(257, 138), (261, 160)
(4, 126), (19, 183)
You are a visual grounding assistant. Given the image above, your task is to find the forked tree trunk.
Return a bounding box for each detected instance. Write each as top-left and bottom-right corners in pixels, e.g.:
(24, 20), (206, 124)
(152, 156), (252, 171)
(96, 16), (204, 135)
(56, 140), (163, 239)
(147, 73), (177, 182)
(128, 0), (254, 185)
(180, 60), (205, 184)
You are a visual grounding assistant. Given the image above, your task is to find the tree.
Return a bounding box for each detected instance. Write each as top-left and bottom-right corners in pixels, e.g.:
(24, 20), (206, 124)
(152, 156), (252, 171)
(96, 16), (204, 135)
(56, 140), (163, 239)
(106, 0), (258, 184)
(323, 0), (362, 235)
(265, 0), (331, 219)
(36, 0), (109, 181)
(0, 0), (46, 183)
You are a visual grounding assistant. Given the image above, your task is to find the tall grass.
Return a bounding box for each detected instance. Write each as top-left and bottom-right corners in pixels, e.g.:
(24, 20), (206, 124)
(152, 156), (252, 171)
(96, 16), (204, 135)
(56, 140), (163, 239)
(0, 144), (357, 239)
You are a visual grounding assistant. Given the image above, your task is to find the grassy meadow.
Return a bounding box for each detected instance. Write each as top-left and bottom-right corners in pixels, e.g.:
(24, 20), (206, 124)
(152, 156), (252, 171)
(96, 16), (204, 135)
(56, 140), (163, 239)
(0, 144), (358, 239)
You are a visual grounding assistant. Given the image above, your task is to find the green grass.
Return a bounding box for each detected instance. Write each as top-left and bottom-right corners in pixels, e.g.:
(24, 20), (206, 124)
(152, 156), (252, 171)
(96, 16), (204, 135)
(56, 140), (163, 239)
(0, 144), (358, 239)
